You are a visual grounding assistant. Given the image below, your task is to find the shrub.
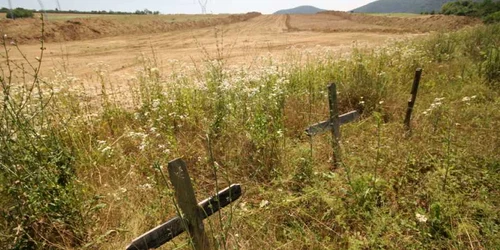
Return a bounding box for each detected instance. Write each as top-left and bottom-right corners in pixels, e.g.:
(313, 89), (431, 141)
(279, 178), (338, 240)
(5, 8), (34, 19)
(441, 0), (500, 21)
(484, 11), (500, 24)
(0, 24), (86, 249)
(483, 47), (500, 85)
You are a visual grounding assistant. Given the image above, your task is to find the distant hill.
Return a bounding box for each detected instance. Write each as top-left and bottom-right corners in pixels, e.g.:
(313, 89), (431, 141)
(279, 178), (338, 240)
(274, 5), (326, 15)
(352, 0), (494, 14)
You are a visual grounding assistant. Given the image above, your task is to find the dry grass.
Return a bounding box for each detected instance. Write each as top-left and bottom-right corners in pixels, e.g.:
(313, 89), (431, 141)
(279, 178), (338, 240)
(0, 15), (498, 250)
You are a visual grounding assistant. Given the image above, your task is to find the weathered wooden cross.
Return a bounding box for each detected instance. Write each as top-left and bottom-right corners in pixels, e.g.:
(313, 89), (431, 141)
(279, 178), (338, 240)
(404, 68), (423, 132)
(305, 83), (359, 168)
(126, 158), (242, 250)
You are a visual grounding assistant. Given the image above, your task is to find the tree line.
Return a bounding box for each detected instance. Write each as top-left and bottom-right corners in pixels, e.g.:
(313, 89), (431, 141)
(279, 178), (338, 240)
(1, 7), (34, 18)
(0, 7), (161, 19)
(441, 0), (500, 23)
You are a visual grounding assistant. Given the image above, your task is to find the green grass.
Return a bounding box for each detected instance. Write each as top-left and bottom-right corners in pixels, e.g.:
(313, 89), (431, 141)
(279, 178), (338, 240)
(1, 22), (499, 249)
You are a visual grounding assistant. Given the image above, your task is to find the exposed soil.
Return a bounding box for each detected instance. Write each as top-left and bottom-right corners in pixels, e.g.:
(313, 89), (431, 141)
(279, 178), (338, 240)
(4, 12), (481, 92)
(0, 12), (262, 44)
(308, 11), (482, 33)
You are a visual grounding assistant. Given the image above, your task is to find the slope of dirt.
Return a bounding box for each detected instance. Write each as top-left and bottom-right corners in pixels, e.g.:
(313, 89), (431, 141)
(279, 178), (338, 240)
(0, 12), (262, 44)
(312, 11), (481, 33)
(12, 14), (411, 85)
(288, 13), (404, 33)
(222, 15), (288, 35)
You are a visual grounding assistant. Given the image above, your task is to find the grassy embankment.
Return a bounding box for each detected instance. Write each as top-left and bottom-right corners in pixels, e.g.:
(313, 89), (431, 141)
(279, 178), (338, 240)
(1, 21), (499, 249)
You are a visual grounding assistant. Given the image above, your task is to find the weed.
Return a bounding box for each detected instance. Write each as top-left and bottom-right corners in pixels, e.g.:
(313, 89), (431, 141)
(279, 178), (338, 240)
(1, 20), (499, 250)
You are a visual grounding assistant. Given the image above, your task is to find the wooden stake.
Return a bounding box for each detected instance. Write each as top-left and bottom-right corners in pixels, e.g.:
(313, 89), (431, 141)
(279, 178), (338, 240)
(328, 83), (341, 168)
(404, 68), (423, 131)
(168, 159), (210, 250)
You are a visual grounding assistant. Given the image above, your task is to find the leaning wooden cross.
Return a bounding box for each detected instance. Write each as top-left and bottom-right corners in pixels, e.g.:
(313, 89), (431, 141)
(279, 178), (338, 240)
(306, 83), (359, 168)
(126, 158), (242, 250)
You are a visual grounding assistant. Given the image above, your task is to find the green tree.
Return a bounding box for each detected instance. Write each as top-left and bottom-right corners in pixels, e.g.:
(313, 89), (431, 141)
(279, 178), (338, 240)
(5, 8), (34, 19)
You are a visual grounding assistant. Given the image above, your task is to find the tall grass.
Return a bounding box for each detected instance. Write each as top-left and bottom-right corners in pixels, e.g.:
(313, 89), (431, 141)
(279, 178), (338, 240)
(1, 22), (499, 249)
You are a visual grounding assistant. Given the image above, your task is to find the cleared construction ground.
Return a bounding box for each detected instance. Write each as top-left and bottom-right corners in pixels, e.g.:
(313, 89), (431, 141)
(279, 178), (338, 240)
(2, 12), (480, 83)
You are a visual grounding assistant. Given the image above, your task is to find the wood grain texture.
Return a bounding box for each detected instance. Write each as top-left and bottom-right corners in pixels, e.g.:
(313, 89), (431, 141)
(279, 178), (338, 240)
(306, 111), (359, 136)
(126, 184), (242, 250)
(404, 68), (423, 130)
(328, 83), (342, 168)
(167, 158), (210, 250)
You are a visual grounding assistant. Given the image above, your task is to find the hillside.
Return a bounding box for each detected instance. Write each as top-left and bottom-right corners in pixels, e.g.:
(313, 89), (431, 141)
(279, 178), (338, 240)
(274, 5), (326, 14)
(0, 12), (261, 44)
(352, 0), (492, 13)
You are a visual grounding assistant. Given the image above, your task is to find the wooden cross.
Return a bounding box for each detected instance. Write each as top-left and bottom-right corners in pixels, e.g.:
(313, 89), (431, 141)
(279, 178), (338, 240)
(126, 159), (242, 250)
(306, 83), (359, 168)
(404, 68), (423, 132)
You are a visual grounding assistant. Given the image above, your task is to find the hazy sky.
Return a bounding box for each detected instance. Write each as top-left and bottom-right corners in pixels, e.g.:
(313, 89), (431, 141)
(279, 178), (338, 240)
(3, 0), (375, 14)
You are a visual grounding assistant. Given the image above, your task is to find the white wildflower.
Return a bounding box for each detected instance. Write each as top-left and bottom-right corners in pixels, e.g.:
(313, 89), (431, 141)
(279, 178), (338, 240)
(152, 99), (160, 110)
(259, 200), (269, 208)
(239, 202), (249, 212)
(277, 129), (283, 138)
(416, 213), (428, 223)
(430, 102), (442, 109)
(462, 96), (471, 102)
(139, 183), (153, 190)
(112, 193), (121, 201)
(100, 146), (112, 154)
(139, 141), (148, 151)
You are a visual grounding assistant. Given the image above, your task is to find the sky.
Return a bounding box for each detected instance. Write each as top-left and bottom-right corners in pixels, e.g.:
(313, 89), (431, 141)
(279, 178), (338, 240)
(2, 0), (376, 14)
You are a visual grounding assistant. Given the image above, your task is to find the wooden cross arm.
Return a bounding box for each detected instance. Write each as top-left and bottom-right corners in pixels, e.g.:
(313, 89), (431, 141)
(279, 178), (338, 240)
(306, 110), (359, 137)
(126, 184), (242, 250)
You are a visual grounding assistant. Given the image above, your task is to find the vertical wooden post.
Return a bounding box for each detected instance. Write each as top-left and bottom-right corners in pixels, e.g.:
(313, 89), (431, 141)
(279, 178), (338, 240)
(328, 83), (341, 168)
(404, 68), (423, 131)
(168, 159), (210, 250)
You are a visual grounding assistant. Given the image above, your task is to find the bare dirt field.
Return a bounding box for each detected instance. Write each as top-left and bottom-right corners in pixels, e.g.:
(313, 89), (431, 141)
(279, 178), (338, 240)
(3, 12), (480, 87)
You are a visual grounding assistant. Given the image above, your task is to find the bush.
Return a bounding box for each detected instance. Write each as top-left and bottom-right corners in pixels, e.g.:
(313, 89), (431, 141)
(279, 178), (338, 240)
(5, 8), (34, 19)
(483, 47), (500, 85)
(484, 11), (500, 24)
(441, 0), (500, 20)
(0, 27), (86, 249)
(441, 0), (477, 16)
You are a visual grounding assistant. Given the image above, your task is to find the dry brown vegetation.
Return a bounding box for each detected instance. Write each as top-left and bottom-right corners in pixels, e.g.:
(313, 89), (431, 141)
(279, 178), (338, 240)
(1, 12), (497, 250)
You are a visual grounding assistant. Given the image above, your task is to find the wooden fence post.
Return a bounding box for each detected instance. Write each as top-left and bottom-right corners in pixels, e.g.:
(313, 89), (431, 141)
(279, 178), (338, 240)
(328, 83), (341, 168)
(168, 159), (210, 250)
(404, 68), (423, 132)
